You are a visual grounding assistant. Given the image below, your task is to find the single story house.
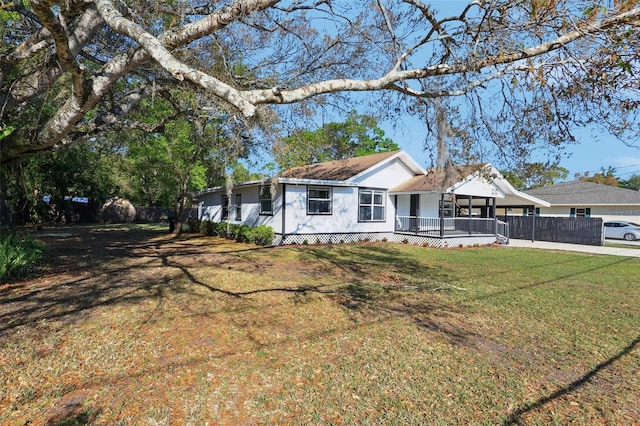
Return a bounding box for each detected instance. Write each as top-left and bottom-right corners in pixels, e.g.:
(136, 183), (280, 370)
(195, 150), (549, 247)
(524, 180), (640, 222)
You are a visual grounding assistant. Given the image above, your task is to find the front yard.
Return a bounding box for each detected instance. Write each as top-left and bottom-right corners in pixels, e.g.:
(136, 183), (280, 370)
(1, 224), (638, 425)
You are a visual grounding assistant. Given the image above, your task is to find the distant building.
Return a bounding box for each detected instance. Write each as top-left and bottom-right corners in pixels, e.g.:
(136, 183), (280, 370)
(524, 180), (640, 222)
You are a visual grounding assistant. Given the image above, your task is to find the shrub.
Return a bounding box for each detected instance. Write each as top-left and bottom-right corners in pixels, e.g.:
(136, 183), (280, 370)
(234, 225), (253, 243)
(217, 222), (229, 237)
(0, 228), (43, 280)
(252, 225), (275, 246)
(202, 220), (216, 236)
(186, 217), (201, 233)
(200, 221), (274, 246)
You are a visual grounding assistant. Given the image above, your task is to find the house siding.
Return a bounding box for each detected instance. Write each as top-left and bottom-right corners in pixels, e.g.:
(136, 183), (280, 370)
(536, 206), (640, 223)
(395, 193), (441, 217)
(283, 185), (396, 235)
(198, 184), (283, 234)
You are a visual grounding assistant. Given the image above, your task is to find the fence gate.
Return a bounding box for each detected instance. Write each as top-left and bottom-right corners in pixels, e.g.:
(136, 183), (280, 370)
(500, 216), (603, 246)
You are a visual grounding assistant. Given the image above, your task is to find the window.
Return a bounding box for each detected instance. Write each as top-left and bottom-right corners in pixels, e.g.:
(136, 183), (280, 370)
(570, 207), (591, 218)
(440, 200), (453, 218)
(359, 189), (386, 221)
(221, 195), (229, 220)
(308, 186), (332, 214)
(259, 186), (273, 215)
(235, 194), (242, 221)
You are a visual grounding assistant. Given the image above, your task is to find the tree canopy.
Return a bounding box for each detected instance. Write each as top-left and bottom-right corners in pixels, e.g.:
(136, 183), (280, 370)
(1, 0), (639, 171)
(272, 112), (400, 170)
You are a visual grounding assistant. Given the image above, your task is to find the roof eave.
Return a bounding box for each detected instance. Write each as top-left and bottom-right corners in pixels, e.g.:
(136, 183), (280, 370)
(278, 177), (355, 187)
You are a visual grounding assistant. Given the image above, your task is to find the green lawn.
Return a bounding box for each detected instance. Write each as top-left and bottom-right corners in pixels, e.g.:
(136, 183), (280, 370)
(1, 225), (638, 425)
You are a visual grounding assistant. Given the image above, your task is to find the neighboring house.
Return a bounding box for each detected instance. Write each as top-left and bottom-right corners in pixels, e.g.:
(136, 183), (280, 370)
(524, 180), (640, 222)
(195, 150), (549, 247)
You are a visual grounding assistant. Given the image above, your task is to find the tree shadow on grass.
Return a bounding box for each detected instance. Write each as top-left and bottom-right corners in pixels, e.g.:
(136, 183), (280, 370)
(502, 334), (640, 425)
(294, 244), (476, 344)
(0, 225), (259, 339)
(1, 225), (476, 347)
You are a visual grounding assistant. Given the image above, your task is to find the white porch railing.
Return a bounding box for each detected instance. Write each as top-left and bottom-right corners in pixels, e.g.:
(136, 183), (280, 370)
(396, 216), (507, 238)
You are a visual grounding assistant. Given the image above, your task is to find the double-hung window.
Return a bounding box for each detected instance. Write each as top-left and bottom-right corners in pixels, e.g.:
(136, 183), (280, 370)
(221, 195), (229, 220)
(259, 186), (273, 215)
(235, 194), (242, 221)
(359, 189), (386, 222)
(308, 186), (332, 215)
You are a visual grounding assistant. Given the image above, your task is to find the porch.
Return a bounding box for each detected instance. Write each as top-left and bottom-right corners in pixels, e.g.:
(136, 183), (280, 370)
(395, 216), (509, 243)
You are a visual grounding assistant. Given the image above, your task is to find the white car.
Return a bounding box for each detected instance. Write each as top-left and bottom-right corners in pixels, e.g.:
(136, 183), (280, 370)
(603, 221), (640, 241)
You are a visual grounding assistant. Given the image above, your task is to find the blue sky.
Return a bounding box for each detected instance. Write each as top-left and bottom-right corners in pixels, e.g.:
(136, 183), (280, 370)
(375, 1), (640, 182)
(379, 118), (640, 182)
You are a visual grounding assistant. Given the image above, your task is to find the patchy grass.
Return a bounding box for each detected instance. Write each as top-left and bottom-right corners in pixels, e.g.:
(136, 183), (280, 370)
(1, 224), (638, 425)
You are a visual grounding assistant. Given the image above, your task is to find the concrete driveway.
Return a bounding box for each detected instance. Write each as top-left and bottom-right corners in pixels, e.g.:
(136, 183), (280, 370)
(507, 239), (640, 257)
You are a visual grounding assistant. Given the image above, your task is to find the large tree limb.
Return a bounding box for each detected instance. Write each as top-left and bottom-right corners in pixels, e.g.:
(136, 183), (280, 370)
(2, 1), (640, 164)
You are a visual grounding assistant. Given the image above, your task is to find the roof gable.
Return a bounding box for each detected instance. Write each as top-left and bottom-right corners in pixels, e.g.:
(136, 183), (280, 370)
(390, 164), (550, 207)
(278, 150), (423, 182)
(390, 164), (484, 192)
(525, 180), (640, 205)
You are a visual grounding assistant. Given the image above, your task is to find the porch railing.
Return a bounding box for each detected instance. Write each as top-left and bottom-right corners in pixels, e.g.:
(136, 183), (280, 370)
(396, 216), (506, 238)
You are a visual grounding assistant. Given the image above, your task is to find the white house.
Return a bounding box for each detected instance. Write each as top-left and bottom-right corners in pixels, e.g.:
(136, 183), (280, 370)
(195, 151), (549, 247)
(524, 180), (640, 222)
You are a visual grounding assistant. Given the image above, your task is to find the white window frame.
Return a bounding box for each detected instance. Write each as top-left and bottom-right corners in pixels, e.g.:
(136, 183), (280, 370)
(359, 189), (386, 222)
(221, 195), (229, 220)
(307, 186), (332, 215)
(259, 186), (273, 215)
(235, 194), (242, 221)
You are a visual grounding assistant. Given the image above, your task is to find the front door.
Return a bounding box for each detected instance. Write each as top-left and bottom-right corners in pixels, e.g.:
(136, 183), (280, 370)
(410, 194), (419, 231)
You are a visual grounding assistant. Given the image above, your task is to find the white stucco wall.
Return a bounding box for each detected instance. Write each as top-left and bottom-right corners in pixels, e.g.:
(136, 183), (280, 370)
(197, 184), (282, 233)
(395, 193), (442, 217)
(282, 184), (396, 235)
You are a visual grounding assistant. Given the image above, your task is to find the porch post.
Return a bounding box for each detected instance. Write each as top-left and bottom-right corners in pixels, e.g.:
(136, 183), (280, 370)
(281, 183), (287, 245)
(468, 195), (473, 235)
(440, 193), (445, 238)
(492, 197), (497, 238)
(394, 195), (398, 232)
(530, 204), (535, 242)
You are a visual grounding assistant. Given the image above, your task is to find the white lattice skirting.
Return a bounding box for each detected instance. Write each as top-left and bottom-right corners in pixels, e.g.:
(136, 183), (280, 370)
(272, 233), (498, 248)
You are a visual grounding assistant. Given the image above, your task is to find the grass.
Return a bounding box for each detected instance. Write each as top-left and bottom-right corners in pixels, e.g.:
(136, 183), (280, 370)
(604, 240), (640, 249)
(1, 224), (638, 425)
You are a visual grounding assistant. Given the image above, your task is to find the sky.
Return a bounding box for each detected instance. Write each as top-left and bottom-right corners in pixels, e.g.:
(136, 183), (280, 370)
(373, 1), (640, 183)
(379, 117), (640, 183)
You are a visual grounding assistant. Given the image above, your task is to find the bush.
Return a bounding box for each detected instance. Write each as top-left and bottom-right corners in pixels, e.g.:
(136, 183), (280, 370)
(219, 222), (231, 238)
(200, 221), (274, 247)
(202, 220), (216, 236)
(186, 217), (201, 233)
(234, 225), (253, 243)
(252, 225), (275, 246)
(0, 228), (43, 280)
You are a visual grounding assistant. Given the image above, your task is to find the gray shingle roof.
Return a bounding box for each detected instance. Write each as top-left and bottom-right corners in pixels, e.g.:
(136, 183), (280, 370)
(524, 180), (640, 205)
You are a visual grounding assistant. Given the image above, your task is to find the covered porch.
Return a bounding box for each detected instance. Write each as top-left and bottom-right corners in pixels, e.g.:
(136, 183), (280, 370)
(390, 165), (549, 244)
(393, 193), (509, 243)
